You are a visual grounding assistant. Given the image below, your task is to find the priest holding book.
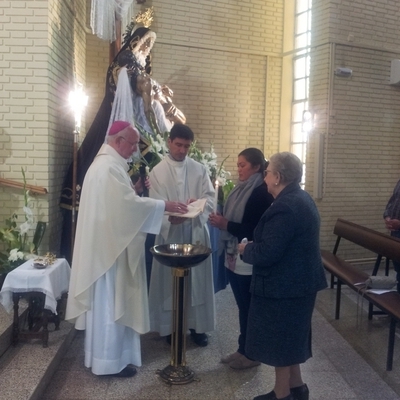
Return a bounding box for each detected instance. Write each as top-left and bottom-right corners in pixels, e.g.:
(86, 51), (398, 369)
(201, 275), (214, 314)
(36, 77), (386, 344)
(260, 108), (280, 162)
(148, 124), (216, 347)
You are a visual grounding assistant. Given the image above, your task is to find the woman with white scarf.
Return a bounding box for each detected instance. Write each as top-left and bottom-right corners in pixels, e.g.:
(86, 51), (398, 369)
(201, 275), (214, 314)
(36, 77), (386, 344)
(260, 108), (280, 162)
(209, 148), (274, 369)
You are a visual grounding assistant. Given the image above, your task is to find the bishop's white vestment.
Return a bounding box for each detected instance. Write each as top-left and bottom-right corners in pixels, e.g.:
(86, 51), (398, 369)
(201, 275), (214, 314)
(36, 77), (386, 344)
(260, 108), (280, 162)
(148, 155), (216, 336)
(65, 144), (165, 375)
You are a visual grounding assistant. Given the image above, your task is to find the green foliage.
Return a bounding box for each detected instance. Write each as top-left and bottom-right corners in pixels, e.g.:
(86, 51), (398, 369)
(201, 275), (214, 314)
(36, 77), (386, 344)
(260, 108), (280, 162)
(128, 130), (233, 203)
(188, 141), (231, 189)
(128, 126), (169, 175)
(0, 168), (37, 274)
(222, 180), (235, 205)
(0, 214), (20, 250)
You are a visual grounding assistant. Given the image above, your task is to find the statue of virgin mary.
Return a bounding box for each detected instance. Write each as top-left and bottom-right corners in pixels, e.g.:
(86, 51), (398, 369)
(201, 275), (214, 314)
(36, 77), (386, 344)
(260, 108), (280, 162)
(60, 21), (186, 262)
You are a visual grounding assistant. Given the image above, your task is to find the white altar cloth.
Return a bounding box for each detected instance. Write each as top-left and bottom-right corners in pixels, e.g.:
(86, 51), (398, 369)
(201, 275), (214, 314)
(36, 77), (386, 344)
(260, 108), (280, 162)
(0, 258), (71, 315)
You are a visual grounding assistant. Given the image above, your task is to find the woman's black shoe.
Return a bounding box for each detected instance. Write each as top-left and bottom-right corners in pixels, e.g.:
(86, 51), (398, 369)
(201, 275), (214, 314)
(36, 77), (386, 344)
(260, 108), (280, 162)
(290, 384), (309, 400)
(253, 390), (294, 400)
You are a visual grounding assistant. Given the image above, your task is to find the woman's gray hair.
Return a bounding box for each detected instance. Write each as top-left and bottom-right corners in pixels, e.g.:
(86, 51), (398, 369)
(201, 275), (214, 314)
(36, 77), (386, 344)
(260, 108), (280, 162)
(269, 152), (303, 184)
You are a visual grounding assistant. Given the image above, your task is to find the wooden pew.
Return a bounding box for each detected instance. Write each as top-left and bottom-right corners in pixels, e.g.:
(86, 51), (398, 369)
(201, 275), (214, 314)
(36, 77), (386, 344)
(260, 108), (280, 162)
(321, 218), (400, 370)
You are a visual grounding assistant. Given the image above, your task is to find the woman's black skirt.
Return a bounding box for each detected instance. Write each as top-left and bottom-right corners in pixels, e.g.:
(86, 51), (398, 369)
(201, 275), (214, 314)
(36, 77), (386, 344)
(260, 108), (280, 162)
(245, 293), (316, 367)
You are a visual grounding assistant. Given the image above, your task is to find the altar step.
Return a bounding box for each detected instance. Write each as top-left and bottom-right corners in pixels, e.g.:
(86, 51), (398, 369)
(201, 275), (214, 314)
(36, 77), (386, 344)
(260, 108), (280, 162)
(0, 305), (75, 400)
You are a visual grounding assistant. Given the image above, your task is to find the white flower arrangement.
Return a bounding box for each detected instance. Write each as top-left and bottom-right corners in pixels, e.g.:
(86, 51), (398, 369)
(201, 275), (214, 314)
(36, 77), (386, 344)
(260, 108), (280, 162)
(0, 169), (37, 273)
(149, 133), (169, 158)
(8, 248), (24, 263)
(188, 142), (231, 187)
(132, 127), (231, 187)
(131, 130), (232, 197)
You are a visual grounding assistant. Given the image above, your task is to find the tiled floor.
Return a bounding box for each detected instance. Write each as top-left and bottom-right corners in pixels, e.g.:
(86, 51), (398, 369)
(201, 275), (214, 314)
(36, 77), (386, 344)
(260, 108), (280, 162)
(41, 279), (400, 400)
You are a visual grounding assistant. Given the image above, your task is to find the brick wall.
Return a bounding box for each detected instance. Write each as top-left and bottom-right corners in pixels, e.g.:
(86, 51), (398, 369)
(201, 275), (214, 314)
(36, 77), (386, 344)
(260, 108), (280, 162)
(85, 33), (108, 128)
(148, 0), (284, 175)
(0, 0), (51, 255)
(80, 0), (285, 181)
(47, 0), (87, 254)
(6, 1), (397, 262)
(0, 0), (87, 255)
(0, 0), (286, 256)
(151, 44), (269, 173)
(308, 0), (400, 259)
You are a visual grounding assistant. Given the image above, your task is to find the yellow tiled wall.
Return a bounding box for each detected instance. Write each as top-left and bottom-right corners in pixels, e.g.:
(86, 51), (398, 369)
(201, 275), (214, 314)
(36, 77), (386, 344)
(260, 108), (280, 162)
(308, 0), (400, 259)
(5, 0), (400, 261)
(85, 0), (285, 177)
(0, 0), (285, 255)
(0, 0), (87, 254)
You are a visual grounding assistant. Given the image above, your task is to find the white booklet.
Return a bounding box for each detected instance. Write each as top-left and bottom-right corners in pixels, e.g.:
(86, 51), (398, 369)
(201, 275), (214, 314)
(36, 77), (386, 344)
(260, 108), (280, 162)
(165, 198), (207, 218)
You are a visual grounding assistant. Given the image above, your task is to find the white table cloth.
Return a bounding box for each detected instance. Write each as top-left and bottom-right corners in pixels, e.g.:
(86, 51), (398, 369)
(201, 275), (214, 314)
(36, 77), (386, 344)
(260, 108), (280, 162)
(0, 258), (70, 315)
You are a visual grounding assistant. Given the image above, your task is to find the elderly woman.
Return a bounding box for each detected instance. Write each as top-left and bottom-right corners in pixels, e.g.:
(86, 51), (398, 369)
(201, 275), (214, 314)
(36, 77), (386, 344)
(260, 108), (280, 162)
(209, 148), (274, 369)
(238, 152), (327, 400)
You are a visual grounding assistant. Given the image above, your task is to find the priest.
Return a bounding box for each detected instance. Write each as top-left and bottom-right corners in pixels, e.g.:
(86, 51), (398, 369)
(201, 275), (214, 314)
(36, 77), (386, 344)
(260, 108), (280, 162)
(148, 124), (216, 347)
(65, 121), (188, 377)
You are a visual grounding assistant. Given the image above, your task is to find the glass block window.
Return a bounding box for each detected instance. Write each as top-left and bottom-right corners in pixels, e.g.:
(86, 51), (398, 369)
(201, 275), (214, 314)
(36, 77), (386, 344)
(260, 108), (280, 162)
(291, 0), (312, 187)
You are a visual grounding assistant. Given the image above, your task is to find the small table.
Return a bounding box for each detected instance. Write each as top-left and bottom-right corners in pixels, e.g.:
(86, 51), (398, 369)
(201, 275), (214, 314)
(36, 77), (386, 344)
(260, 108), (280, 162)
(0, 258), (71, 347)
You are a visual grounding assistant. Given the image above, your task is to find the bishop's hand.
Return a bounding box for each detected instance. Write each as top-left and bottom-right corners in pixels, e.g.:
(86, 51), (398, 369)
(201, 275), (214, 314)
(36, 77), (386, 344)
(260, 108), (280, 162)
(164, 201), (188, 214)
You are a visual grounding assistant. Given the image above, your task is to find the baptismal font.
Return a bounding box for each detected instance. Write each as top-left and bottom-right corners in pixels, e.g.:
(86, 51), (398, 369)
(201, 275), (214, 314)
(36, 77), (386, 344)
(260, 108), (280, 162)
(150, 244), (211, 385)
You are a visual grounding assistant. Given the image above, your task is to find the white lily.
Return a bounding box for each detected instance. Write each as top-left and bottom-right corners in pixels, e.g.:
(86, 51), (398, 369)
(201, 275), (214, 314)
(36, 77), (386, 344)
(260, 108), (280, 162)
(8, 248), (24, 262)
(23, 206), (34, 219)
(19, 221), (32, 235)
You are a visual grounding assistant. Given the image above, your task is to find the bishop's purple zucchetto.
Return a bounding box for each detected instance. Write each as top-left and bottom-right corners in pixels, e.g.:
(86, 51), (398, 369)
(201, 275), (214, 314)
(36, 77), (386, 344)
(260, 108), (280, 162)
(108, 121), (131, 136)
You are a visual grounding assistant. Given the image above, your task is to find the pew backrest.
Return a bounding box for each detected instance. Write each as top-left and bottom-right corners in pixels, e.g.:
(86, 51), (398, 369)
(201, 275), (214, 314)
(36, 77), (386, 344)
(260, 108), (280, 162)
(333, 218), (400, 265)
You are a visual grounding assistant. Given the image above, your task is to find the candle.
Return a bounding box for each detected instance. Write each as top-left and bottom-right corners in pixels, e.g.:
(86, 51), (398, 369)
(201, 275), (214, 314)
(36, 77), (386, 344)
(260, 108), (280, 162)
(214, 180), (219, 213)
(140, 164), (149, 197)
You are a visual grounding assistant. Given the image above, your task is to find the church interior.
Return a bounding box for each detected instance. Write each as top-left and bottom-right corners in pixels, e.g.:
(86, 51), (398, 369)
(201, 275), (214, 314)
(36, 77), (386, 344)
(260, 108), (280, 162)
(1, 0), (400, 399)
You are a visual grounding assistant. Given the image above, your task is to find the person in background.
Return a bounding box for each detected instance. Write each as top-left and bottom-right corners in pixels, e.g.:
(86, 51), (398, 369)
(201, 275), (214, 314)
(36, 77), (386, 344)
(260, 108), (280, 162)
(383, 178), (400, 293)
(65, 121), (188, 378)
(209, 148), (273, 369)
(238, 152), (327, 400)
(148, 124), (215, 347)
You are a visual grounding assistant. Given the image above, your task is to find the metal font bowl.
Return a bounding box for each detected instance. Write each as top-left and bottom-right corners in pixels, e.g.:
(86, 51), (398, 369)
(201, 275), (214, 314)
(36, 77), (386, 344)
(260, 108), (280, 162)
(150, 244), (212, 268)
